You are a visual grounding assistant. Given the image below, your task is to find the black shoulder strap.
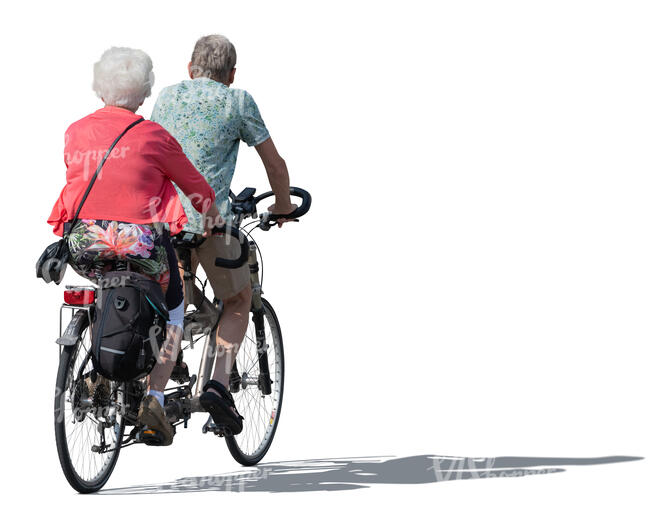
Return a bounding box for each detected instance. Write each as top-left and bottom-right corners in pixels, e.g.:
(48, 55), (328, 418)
(65, 117), (145, 236)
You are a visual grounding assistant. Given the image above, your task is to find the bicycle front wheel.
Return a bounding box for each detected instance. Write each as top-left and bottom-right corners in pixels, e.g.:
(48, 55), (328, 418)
(54, 311), (124, 493)
(226, 298), (284, 465)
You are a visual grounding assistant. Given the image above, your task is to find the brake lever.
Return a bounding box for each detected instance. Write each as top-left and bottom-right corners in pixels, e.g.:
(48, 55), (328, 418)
(259, 213), (299, 231)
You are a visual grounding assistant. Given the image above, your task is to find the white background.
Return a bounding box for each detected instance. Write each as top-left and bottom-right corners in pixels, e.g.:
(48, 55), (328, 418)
(1, 0), (648, 517)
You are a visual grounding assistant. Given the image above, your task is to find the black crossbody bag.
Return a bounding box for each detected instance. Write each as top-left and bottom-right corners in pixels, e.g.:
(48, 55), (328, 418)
(36, 117), (144, 284)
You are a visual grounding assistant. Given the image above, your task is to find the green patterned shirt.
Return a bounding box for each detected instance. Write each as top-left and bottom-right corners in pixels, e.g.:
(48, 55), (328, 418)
(151, 78), (270, 233)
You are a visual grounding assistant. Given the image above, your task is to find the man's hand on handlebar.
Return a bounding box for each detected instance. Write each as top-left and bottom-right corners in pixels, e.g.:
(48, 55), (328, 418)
(267, 202), (298, 228)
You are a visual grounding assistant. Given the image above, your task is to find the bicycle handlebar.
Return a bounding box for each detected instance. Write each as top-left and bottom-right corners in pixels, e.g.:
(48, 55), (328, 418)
(211, 186), (311, 268)
(255, 187), (312, 224)
(210, 224), (250, 269)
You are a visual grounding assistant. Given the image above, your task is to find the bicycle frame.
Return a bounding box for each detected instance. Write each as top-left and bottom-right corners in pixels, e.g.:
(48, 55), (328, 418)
(55, 235), (271, 422)
(179, 236), (272, 416)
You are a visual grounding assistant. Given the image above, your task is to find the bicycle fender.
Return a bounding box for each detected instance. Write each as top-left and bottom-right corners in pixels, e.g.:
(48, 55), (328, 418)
(56, 310), (89, 346)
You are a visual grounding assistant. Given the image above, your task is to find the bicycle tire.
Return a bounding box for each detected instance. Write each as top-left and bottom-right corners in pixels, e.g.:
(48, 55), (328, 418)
(54, 311), (124, 493)
(225, 298), (284, 465)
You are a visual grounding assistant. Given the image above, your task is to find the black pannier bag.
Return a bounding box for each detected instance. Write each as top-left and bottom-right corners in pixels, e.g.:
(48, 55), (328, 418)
(91, 271), (169, 381)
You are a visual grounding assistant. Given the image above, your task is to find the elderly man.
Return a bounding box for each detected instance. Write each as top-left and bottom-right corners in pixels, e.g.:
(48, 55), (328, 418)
(151, 35), (295, 434)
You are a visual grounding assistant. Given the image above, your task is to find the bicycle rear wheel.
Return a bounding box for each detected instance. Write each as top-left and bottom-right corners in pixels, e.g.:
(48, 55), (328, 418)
(54, 311), (124, 493)
(225, 298), (284, 465)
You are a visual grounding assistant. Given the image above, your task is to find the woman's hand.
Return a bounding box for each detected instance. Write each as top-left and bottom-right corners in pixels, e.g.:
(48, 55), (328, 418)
(202, 202), (224, 236)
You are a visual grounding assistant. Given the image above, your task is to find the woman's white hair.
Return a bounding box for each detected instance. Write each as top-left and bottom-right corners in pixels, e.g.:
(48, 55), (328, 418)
(92, 47), (155, 111)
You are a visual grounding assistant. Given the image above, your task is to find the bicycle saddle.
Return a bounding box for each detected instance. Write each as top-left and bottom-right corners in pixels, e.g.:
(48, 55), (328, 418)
(171, 231), (206, 250)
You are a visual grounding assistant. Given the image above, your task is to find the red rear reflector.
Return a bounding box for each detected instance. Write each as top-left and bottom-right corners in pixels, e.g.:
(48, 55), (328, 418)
(64, 289), (95, 305)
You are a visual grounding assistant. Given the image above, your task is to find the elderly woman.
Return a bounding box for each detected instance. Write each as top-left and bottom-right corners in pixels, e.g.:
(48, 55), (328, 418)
(48, 47), (220, 445)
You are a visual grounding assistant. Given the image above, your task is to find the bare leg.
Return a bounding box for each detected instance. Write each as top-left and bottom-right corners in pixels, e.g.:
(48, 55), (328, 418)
(211, 284), (252, 388)
(147, 324), (182, 392)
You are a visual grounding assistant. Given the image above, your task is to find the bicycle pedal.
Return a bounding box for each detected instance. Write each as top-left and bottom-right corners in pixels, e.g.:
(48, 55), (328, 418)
(136, 427), (166, 446)
(201, 418), (231, 437)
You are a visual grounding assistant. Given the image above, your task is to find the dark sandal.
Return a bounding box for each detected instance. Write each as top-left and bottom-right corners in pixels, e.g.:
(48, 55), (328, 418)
(199, 379), (244, 435)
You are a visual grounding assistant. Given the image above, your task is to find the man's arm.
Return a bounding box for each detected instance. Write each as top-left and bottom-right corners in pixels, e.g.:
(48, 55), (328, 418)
(255, 137), (297, 224)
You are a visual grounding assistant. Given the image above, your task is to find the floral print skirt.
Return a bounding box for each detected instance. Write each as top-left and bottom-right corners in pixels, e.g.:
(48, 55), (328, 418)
(67, 219), (171, 292)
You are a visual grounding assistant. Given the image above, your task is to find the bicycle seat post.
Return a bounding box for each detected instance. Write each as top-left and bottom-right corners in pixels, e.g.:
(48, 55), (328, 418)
(176, 247), (194, 307)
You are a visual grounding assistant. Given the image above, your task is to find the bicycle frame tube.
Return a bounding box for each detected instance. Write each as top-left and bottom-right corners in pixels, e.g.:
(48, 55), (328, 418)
(176, 245), (213, 409)
(177, 247), (195, 306)
(196, 329), (218, 399)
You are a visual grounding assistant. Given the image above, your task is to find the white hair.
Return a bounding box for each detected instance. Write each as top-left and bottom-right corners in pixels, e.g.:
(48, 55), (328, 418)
(92, 47), (155, 111)
(190, 35), (236, 83)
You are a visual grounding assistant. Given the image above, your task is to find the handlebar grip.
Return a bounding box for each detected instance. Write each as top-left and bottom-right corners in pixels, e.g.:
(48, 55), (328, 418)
(211, 225), (249, 269)
(260, 187), (312, 222)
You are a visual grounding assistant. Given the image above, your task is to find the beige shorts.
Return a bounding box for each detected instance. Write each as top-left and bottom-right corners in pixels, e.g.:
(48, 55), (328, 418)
(187, 233), (250, 301)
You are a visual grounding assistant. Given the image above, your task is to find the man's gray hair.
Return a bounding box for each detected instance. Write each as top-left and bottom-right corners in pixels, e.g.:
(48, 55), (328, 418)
(190, 35), (237, 83)
(92, 47), (154, 111)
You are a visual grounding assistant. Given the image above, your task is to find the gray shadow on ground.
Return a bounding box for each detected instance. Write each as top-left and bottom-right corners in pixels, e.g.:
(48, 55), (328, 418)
(99, 454), (643, 494)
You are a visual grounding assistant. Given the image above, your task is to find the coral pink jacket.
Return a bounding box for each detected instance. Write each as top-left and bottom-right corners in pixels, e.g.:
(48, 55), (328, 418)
(48, 106), (215, 236)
